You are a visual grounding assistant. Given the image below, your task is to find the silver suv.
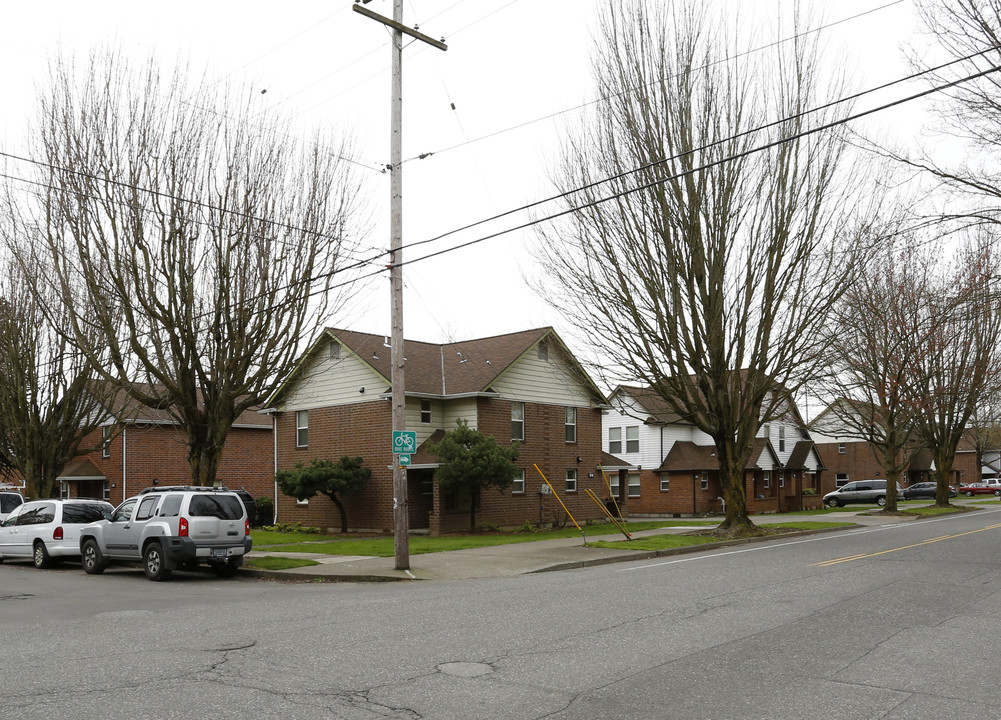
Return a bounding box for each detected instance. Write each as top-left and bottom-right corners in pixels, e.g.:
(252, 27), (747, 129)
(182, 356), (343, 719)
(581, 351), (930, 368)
(79, 486), (252, 581)
(0, 498), (114, 567)
(823, 479), (903, 508)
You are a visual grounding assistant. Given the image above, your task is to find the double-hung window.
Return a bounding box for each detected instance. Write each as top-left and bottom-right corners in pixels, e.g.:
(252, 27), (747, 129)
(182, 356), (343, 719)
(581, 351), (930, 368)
(701, 471), (709, 491)
(511, 402), (525, 441)
(778, 426), (786, 452)
(565, 469), (577, 493)
(627, 473), (641, 497)
(102, 426), (112, 458)
(420, 400), (432, 424)
(296, 410), (309, 448)
(625, 426), (639, 453)
(565, 407), (577, 443)
(608, 427), (622, 454)
(512, 469), (525, 494)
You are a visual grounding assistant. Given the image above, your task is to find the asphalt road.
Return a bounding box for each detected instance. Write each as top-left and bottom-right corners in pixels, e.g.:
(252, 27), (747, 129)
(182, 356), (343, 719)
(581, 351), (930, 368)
(3, 508), (1001, 719)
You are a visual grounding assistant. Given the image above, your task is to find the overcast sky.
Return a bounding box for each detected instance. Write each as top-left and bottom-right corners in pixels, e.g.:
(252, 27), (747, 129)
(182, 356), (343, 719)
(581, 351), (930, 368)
(1, 0), (934, 355)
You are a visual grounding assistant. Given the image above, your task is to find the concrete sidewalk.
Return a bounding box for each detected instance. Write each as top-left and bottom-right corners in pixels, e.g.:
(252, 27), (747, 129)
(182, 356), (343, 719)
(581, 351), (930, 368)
(239, 509), (915, 583)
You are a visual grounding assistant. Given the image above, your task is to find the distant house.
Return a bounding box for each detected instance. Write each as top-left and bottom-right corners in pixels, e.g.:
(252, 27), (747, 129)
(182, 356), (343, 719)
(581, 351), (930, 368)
(264, 327), (611, 534)
(811, 401), (981, 488)
(57, 393), (274, 505)
(603, 385), (824, 515)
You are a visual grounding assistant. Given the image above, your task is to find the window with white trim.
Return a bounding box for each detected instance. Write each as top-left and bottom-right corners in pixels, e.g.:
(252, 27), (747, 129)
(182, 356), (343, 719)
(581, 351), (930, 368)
(836, 473), (849, 486)
(565, 407), (577, 443)
(511, 402), (525, 441)
(627, 473), (641, 497)
(778, 426), (786, 452)
(625, 426), (639, 453)
(296, 410), (309, 448)
(763, 470), (771, 489)
(660, 475), (670, 492)
(565, 469), (577, 493)
(608, 427), (622, 454)
(701, 471), (709, 491)
(512, 469), (525, 494)
(609, 473), (620, 496)
(420, 400), (432, 424)
(779, 471), (785, 488)
(102, 425), (112, 458)
(838, 442), (846, 454)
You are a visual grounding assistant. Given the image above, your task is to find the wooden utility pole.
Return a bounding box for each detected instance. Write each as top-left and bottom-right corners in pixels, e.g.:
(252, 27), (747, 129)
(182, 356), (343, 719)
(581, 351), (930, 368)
(353, 0), (446, 571)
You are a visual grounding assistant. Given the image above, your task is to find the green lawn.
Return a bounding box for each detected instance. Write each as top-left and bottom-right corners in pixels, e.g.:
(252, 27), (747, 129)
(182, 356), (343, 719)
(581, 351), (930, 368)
(589, 521), (854, 551)
(250, 519), (842, 557)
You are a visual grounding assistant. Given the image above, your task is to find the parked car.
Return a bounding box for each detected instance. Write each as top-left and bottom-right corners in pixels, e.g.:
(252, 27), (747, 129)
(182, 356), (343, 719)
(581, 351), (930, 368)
(957, 482), (1001, 496)
(823, 479), (903, 508)
(0, 490), (24, 522)
(79, 485), (252, 581)
(0, 498), (114, 568)
(901, 482), (957, 500)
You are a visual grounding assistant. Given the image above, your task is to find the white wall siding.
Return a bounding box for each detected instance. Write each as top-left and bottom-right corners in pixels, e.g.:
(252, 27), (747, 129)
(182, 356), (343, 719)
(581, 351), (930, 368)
(281, 346), (387, 411)
(491, 348), (594, 407)
(443, 398), (478, 432)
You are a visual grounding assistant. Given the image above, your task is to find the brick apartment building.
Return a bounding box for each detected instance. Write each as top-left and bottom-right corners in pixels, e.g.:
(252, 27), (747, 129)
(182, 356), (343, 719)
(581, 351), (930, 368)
(602, 385), (825, 516)
(264, 327), (611, 534)
(56, 399), (274, 506)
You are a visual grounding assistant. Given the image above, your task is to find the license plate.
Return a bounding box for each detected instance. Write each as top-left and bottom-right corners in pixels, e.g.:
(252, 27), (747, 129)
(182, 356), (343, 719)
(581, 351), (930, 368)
(211, 548), (227, 559)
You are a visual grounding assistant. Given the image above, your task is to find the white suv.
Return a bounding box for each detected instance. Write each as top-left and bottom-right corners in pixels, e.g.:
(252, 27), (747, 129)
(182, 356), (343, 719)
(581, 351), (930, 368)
(0, 498), (114, 568)
(79, 486), (252, 581)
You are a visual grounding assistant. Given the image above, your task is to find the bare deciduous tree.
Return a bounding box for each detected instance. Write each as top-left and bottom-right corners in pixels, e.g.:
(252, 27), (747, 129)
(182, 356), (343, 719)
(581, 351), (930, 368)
(17, 49), (368, 486)
(912, 233), (1001, 503)
(0, 251), (114, 498)
(820, 227), (938, 511)
(533, 1), (882, 535)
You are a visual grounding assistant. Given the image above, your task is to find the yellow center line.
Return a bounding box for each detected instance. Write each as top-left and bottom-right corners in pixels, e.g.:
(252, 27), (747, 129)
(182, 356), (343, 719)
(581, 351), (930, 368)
(812, 523), (1001, 567)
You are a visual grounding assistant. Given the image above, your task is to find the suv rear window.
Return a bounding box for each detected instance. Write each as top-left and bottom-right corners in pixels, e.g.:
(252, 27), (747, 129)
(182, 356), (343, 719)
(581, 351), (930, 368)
(188, 494), (244, 520)
(62, 503), (111, 524)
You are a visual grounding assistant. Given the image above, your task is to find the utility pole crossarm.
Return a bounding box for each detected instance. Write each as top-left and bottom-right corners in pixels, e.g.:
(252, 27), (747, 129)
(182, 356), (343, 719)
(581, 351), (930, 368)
(352, 3), (448, 51)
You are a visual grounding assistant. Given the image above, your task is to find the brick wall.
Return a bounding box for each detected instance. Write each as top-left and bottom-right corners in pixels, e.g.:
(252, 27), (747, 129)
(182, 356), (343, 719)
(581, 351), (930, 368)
(273, 397), (610, 533)
(72, 422), (274, 505)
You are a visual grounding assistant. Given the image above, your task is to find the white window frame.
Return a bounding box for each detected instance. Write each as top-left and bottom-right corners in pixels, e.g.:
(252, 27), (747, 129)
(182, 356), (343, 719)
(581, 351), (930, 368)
(511, 402), (525, 441)
(565, 407), (577, 443)
(836, 473), (849, 486)
(763, 470), (771, 489)
(660, 475), (670, 492)
(608, 427), (622, 454)
(627, 473), (641, 497)
(609, 473), (620, 496)
(778, 426), (786, 452)
(838, 442), (846, 454)
(512, 469), (525, 494)
(565, 469), (577, 493)
(779, 471), (785, 488)
(625, 426), (639, 453)
(700, 471), (709, 491)
(102, 425), (112, 458)
(420, 399), (432, 424)
(296, 410), (309, 448)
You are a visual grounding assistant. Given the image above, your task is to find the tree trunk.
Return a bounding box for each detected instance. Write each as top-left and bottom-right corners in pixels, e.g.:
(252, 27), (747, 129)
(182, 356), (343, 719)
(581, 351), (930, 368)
(715, 439), (756, 536)
(469, 490), (479, 532)
(328, 492), (349, 533)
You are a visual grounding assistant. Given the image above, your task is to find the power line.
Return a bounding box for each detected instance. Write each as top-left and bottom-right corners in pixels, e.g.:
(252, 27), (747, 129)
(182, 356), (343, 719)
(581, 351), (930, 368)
(403, 0), (909, 165)
(399, 45), (999, 259)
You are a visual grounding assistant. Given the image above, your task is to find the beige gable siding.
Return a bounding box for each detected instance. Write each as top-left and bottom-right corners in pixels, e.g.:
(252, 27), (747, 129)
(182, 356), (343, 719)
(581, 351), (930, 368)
(443, 398), (478, 431)
(406, 398), (445, 445)
(280, 345), (387, 411)
(491, 350), (593, 407)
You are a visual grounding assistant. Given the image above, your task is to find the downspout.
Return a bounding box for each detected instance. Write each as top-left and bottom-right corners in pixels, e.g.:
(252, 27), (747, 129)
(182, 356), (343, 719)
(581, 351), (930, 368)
(121, 426), (127, 501)
(273, 413), (279, 524)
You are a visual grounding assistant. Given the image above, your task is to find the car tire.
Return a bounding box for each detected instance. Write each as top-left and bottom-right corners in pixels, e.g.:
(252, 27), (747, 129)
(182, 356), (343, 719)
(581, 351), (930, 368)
(32, 541), (52, 569)
(825, 498), (841, 508)
(876, 496), (886, 507)
(995, 490), (1000, 497)
(81, 539), (105, 575)
(143, 542), (172, 582)
(966, 491), (974, 497)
